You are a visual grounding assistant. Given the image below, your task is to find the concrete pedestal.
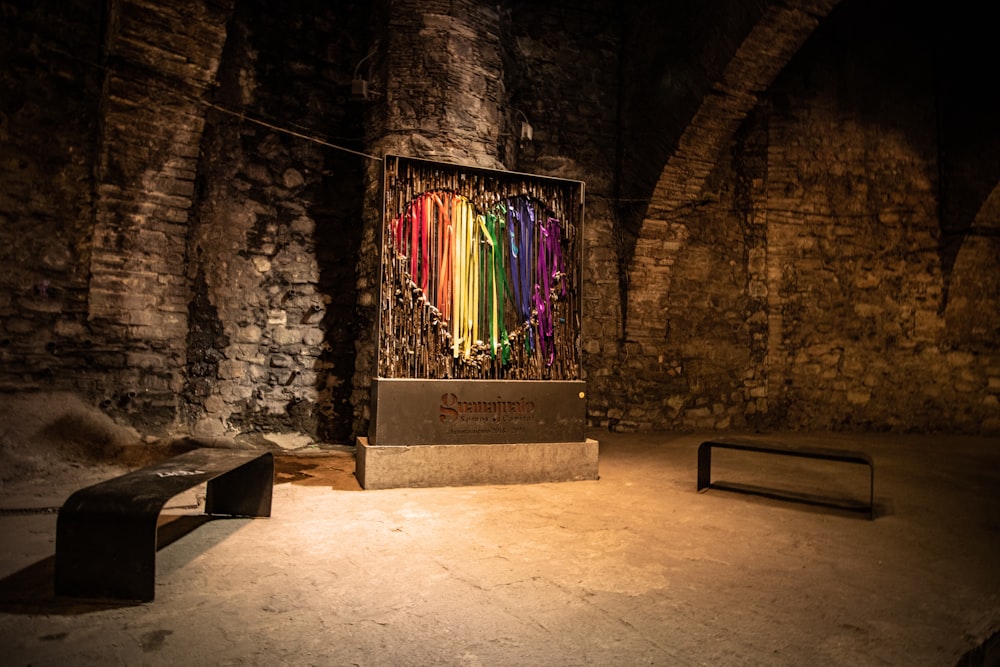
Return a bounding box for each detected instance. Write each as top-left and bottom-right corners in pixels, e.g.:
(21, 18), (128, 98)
(356, 437), (600, 490)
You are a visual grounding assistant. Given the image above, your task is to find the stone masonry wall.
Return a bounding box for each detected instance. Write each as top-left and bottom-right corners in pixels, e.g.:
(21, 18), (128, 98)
(615, 0), (774, 272)
(613, 0), (1000, 435)
(87, 0), (233, 430)
(0, 0), (232, 431)
(613, 128), (762, 433)
(615, 0), (839, 433)
(4, 0), (996, 441)
(188, 0), (369, 443)
(935, 4), (1000, 384)
(0, 0), (102, 393)
(765, 64), (942, 430)
(764, 13), (1000, 433)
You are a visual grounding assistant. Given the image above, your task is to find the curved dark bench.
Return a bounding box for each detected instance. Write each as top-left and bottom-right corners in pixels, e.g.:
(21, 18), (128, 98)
(55, 447), (273, 601)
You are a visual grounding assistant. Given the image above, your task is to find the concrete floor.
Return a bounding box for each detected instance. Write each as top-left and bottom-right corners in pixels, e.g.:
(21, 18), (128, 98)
(0, 430), (998, 666)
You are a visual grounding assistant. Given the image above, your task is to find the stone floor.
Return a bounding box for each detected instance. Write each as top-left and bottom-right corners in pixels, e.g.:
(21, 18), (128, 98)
(0, 430), (998, 666)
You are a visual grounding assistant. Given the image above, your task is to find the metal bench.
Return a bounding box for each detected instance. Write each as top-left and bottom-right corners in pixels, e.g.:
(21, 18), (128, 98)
(55, 447), (273, 601)
(697, 439), (875, 519)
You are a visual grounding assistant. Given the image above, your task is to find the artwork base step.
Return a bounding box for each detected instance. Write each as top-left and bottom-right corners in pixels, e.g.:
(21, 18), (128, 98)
(355, 437), (599, 490)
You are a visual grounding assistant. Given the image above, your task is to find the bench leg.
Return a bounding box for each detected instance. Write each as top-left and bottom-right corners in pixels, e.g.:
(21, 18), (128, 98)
(205, 453), (273, 517)
(55, 512), (158, 601)
(697, 443), (712, 492)
(869, 466), (875, 520)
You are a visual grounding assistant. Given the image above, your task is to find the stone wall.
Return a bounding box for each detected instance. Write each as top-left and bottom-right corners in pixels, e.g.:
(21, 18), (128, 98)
(0, 0), (101, 393)
(611, 118), (765, 433)
(187, 0), (369, 443)
(615, 0), (774, 262)
(0, 0), (232, 429)
(764, 24), (942, 430)
(612, 0), (1000, 434)
(764, 3), (1000, 433)
(2, 0), (997, 442)
(613, 0), (840, 434)
(87, 0), (233, 430)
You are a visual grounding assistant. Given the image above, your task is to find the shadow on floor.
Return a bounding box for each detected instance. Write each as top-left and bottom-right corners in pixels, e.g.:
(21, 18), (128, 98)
(0, 514), (226, 616)
(701, 480), (894, 519)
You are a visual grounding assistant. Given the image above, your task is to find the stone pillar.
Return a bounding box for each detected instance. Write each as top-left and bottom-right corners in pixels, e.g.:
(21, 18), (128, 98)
(374, 0), (506, 169)
(88, 0), (233, 431)
(352, 0), (509, 436)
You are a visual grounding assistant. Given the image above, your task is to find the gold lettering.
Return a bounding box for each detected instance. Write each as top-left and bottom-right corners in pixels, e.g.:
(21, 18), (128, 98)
(441, 393), (537, 424)
(439, 393), (459, 423)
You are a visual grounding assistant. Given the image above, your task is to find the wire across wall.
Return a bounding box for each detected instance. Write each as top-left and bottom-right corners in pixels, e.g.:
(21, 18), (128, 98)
(378, 155), (584, 381)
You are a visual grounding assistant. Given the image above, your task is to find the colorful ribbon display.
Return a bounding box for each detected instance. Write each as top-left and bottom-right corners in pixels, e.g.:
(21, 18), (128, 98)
(390, 191), (567, 368)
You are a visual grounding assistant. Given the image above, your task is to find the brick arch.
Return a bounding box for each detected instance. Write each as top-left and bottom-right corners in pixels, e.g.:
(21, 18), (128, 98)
(943, 181), (1000, 350)
(625, 0), (840, 342)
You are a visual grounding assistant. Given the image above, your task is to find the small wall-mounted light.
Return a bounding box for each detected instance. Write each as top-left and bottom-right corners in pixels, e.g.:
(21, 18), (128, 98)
(351, 45), (379, 102)
(351, 77), (370, 102)
(515, 109), (532, 143)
